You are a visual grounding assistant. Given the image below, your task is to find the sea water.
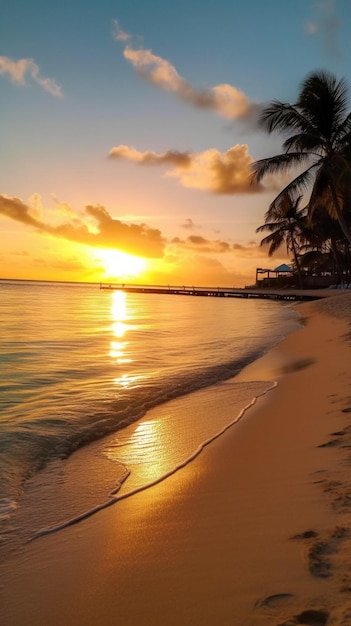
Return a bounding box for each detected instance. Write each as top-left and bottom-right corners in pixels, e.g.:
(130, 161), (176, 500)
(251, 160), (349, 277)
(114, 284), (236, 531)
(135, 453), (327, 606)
(0, 280), (300, 555)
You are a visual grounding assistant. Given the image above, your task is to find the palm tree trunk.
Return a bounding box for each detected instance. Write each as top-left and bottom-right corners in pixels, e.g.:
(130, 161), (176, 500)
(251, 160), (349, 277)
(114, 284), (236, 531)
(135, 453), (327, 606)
(345, 243), (351, 284)
(329, 182), (351, 246)
(330, 237), (344, 284)
(290, 234), (304, 288)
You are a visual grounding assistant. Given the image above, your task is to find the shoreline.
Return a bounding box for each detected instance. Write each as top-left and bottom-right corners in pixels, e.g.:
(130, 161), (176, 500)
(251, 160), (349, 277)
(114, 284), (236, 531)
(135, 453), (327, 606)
(1, 293), (351, 625)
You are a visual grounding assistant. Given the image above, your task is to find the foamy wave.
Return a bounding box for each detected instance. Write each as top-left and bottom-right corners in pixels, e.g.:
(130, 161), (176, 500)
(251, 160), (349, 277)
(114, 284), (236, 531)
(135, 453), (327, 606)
(32, 381), (277, 540)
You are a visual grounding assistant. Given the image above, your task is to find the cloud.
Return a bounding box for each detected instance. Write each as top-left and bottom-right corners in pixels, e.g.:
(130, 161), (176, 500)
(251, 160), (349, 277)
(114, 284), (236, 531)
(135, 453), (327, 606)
(1, 193), (275, 286)
(170, 235), (268, 257)
(109, 143), (264, 194)
(113, 19), (131, 42)
(113, 21), (261, 121)
(0, 195), (165, 258)
(109, 145), (191, 166)
(181, 218), (197, 230)
(232, 240), (271, 258)
(0, 56), (63, 97)
(305, 0), (341, 58)
(168, 145), (261, 194)
(27, 193), (43, 220)
(50, 194), (76, 217)
(171, 235), (228, 253)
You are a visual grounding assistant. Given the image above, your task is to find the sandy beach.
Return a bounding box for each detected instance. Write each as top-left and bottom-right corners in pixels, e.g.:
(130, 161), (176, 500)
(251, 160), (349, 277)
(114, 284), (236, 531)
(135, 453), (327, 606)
(2, 291), (351, 626)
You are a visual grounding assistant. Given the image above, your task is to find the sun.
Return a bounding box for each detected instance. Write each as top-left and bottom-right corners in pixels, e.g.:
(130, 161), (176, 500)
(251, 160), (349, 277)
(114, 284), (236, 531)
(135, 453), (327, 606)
(96, 249), (147, 280)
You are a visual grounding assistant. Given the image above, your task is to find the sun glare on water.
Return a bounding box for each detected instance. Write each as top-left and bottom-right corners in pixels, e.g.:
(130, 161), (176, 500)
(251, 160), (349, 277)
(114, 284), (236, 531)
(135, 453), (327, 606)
(96, 249), (147, 280)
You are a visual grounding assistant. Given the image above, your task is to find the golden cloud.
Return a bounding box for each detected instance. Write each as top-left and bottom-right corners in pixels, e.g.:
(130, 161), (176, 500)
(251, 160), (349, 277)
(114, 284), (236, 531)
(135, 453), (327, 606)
(0, 195), (165, 258)
(109, 145), (191, 166)
(114, 22), (261, 121)
(109, 144), (263, 194)
(171, 235), (263, 256)
(0, 56), (63, 97)
(123, 46), (260, 120)
(170, 235), (228, 254)
(181, 218), (197, 230)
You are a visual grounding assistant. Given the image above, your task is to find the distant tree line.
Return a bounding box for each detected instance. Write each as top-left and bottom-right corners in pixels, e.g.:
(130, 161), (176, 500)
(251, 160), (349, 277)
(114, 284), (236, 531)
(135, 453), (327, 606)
(252, 70), (351, 288)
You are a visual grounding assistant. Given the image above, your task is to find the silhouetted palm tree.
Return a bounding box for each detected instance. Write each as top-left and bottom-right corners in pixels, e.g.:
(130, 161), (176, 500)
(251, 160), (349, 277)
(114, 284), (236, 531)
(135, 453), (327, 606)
(302, 204), (347, 283)
(256, 192), (307, 288)
(252, 70), (351, 245)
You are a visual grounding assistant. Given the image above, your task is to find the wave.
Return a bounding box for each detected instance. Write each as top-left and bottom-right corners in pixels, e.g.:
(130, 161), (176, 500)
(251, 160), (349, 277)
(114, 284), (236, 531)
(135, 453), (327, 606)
(0, 345), (273, 514)
(32, 380), (278, 540)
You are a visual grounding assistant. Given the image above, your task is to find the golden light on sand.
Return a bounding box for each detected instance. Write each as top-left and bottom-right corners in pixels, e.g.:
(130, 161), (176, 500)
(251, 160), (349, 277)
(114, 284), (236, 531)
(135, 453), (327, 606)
(106, 418), (168, 484)
(97, 249), (147, 280)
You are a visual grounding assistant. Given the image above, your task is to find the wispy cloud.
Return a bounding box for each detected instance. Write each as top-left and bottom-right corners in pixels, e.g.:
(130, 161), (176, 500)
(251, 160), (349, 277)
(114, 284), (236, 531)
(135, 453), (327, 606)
(181, 218), (198, 230)
(170, 235), (269, 258)
(0, 56), (63, 97)
(171, 235), (231, 254)
(113, 20), (261, 121)
(109, 145), (191, 167)
(305, 0), (341, 58)
(113, 19), (131, 43)
(163, 237), (277, 287)
(109, 143), (265, 194)
(0, 195), (164, 257)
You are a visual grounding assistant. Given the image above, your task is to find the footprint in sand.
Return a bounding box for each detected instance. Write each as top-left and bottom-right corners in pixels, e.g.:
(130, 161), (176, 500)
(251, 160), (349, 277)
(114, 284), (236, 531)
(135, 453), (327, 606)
(277, 608), (329, 626)
(255, 591), (329, 626)
(318, 438), (343, 448)
(290, 527), (350, 579)
(255, 593), (295, 609)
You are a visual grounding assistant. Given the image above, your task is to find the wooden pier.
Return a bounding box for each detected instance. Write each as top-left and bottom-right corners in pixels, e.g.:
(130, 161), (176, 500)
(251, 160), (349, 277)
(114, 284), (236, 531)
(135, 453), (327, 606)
(99, 283), (325, 302)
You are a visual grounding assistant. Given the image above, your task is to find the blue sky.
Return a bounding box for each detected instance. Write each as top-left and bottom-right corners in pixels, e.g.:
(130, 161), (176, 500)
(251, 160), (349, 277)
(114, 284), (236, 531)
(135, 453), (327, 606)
(1, 0), (350, 285)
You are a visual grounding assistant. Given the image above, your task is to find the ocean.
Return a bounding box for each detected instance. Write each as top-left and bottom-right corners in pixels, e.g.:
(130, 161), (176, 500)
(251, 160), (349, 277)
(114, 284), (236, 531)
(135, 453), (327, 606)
(0, 280), (300, 557)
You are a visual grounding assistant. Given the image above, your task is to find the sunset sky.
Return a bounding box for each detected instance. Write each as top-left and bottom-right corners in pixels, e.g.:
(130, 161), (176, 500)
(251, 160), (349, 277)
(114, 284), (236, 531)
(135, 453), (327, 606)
(1, 0), (351, 286)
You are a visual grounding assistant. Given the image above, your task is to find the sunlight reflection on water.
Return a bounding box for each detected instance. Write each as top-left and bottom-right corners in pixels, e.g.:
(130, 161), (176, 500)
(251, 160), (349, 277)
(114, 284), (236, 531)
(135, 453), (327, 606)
(0, 281), (300, 546)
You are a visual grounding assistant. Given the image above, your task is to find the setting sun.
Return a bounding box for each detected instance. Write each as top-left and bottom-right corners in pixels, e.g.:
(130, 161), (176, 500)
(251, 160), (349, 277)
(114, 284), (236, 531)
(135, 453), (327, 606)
(96, 249), (147, 280)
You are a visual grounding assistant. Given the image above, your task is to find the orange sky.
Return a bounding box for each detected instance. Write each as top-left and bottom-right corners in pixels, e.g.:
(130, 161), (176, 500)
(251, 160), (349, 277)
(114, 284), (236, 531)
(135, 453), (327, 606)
(1, 1), (346, 286)
(0, 192), (289, 287)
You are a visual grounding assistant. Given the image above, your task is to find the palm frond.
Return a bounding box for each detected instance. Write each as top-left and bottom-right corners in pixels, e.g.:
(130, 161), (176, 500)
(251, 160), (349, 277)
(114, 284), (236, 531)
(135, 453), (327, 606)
(283, 133), (325, 154)
(259, 101), (313, 135)
(264, 165), (319, 215)
(258, 231), (285, 256)
(256, 221), (280, 234)
(298, 71), (350, 140)
(255, 69), (351, 249)
(333, 112), (351, 146)
(250, 152), (310, 183)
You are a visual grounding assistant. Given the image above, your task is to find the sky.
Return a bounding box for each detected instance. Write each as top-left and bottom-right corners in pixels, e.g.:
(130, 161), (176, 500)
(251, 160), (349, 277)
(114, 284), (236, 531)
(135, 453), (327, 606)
(1, 0), (351, 287)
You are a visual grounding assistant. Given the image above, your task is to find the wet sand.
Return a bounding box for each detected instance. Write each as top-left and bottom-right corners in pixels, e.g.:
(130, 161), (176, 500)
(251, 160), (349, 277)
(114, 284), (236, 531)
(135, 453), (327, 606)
(1, 291), (351, 626)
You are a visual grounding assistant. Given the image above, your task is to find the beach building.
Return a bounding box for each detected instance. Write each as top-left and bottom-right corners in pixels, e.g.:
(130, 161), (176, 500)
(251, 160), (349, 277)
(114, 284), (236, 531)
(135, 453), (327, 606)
(255, 264), (294, 287)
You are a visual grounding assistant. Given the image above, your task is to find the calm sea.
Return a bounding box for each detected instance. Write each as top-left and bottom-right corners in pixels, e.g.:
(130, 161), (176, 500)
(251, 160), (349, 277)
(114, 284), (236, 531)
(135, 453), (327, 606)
(0, 280), (300, 556)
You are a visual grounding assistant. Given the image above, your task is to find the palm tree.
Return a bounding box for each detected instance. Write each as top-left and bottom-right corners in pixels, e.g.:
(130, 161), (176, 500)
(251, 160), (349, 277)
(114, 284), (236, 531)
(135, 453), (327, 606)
(302, 204), (347, 283)
(251, 70), (351, 245)
(256, 192), (307, 288)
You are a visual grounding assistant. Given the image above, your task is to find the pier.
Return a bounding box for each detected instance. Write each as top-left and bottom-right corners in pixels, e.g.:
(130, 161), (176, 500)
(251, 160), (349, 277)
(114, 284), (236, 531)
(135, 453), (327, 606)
(99, 283), (324, 302)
